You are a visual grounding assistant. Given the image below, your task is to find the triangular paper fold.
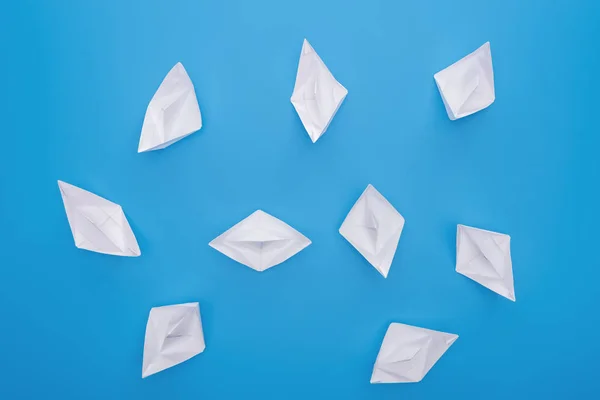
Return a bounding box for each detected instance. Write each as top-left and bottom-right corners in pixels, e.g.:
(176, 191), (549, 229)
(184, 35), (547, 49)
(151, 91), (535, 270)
(456, 224), (515, 301)
(371, 323), (458, 383)
(434, 42), (495, 120)
(290, 39), (348, 143)
(339, 185), (404, 278)
(58, 180), (140, 257)
(138, 62), (202, 152)
(209, 210), (311, 272)
(142, 302), (205, 378)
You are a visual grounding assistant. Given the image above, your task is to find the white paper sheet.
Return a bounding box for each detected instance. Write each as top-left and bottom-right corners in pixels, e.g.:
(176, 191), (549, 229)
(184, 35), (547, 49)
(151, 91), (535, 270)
(209, 210), (311, 272)
(456, 224), (515, 301)
(371, 323), (458, 383)
(291, 39), (348, 143)
(58, 180), (140, 256)
(434, 42), (495, 120)
(339, 185), (404, 278)
(142, 302), (206, 378)
(138, 62), (202, 152)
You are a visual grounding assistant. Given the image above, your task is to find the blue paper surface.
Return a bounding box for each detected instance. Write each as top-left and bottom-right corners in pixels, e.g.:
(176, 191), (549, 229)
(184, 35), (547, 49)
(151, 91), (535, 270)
(1, 0), (599, 398)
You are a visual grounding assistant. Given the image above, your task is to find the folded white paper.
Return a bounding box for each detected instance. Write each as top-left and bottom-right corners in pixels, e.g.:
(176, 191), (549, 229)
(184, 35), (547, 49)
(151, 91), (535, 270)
(371, 323), (458, 384)
(456, 224), (515, 301)
(434, 42), (494, 120)
(138, 62), (202, 152)
(142, 302), (205, 378)
(291, 39), (348, 143)
(209, 210), (311, 272)
(58, 181), (140, 256)
(339, 185), (404, 278)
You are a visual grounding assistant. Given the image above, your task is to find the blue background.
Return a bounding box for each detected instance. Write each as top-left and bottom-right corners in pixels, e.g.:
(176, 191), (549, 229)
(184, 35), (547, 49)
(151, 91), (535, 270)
(1, 0), (599, 398)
